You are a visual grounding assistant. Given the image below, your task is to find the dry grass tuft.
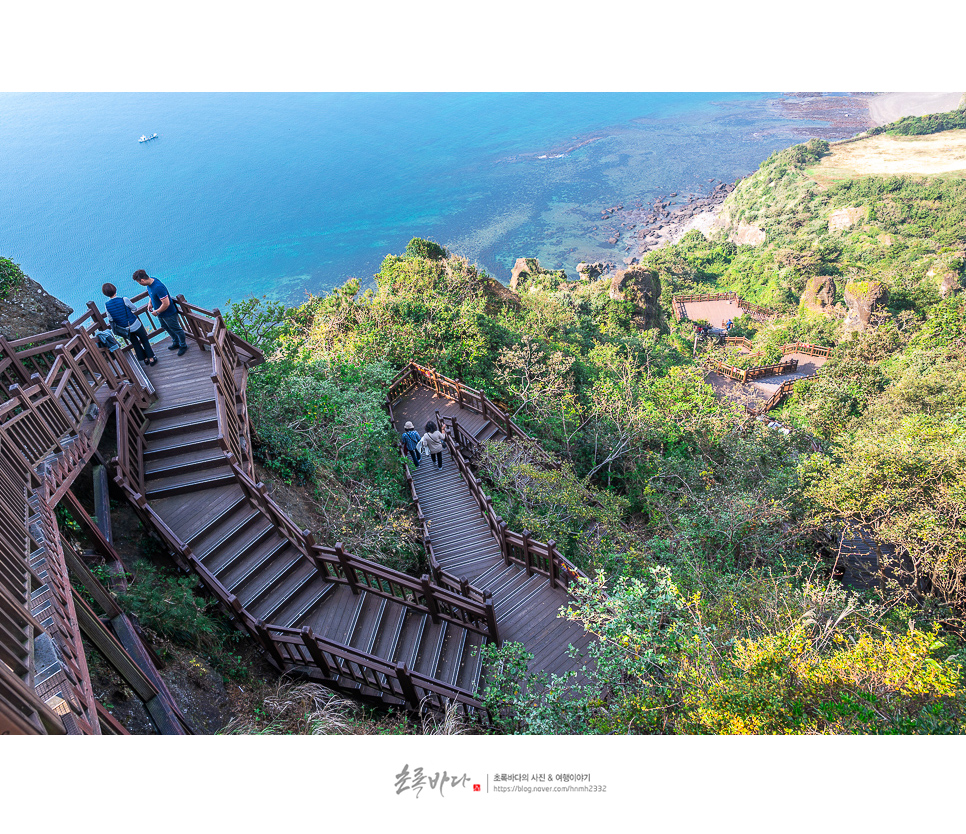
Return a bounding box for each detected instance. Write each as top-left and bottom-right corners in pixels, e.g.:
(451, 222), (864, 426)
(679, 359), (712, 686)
(221, 679), (361, 735)
(420, 699), (469, 736)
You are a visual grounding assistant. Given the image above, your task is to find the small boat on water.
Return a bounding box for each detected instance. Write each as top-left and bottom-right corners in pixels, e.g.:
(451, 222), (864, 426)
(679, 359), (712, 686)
(138, 133), (158, 143)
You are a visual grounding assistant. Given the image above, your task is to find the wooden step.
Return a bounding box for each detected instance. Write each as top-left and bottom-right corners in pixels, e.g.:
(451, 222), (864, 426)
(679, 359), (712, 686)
(413, 619), (449, 679)
(195, 509), (263, 561)
(417, 487), (477, 505)
(496, 577), (551, 623)
(274, 580), (336, 629)
(417, 492), (480, 511)
(490, 569), (533, 600)
(411, 475), (466, 490)
(144, 450), (226, 479)
(473, 562), (517, 588)
(346, 593), (387, 654)
(439, 550), (503, 574)
(144, 468), (236, 499)
(455, 631), (486, 694)
(236, 552), (304, 610)
(427, 528), (495, 550)
(143, 430), (221, 461)
(144, 412), (218, 442)
(447, 627), (468, 688)
(145, 397), (216, 421)
(215, 532), (288, 589)
(248, 560), (317, 622)
(185, 495), (250, 547)
(476, 424), (502, 443)
(473, 421), (498, 438)
(370, 604), (407, 661)
(393, 610), (428, 670)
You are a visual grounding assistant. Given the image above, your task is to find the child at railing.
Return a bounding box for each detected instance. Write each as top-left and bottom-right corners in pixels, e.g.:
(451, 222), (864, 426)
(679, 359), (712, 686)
(102, 283), (157, 366)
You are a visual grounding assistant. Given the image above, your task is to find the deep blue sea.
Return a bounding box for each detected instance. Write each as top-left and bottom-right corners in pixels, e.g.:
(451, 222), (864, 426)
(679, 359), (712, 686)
(0, 92), (857, 314)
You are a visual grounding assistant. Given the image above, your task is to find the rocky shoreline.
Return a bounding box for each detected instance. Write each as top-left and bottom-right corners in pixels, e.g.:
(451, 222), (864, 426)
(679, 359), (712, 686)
(577, 179), (736, 279)
(573, 92), (880, 282)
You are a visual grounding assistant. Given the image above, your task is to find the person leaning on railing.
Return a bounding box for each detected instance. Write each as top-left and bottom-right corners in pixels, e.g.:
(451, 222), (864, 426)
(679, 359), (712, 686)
(102, 282), (158, 366)
(132, 269), (188, 356)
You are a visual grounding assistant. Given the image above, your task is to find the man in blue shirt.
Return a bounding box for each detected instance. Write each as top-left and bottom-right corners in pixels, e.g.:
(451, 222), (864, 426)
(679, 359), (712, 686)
(133, 269), (187, 355)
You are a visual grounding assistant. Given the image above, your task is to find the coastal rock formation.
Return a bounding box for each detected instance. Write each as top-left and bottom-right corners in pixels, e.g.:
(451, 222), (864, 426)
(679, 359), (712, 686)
(729, 222), (767, 246)
(828, 206), (866, 233)
(0, 267), (73, 340)
(576, 261), (607, 281)
(801, 274), (837, 314)
(608, 267), (662, 330)
(509, 258), (531, 291)
(927, 250), (964, 298)
(509, 258), (569, 293)
(843, 280), (888, 334)
(479, 274), (520, 311)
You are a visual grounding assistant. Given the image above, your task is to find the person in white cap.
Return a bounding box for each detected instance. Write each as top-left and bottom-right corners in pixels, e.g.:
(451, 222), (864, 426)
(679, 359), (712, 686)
(401, 421), (422, 467)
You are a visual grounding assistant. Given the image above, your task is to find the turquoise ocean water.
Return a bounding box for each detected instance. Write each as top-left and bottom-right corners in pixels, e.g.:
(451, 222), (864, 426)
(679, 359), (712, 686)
(0, 92), (850, 314)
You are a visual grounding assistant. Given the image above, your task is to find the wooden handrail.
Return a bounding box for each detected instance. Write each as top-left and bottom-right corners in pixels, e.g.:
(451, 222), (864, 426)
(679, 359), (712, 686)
(779, 341), (834, 359)
(269, 623), (489, 719)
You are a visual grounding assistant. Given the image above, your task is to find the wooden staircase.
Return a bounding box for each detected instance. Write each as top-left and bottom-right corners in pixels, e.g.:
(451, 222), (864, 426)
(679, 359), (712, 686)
(389, 374), (594, 681)
(138, 340), (490, 710)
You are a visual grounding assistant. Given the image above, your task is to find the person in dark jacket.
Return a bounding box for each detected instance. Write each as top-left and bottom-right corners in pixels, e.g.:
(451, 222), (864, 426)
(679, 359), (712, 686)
(102, 282), (157, 365)
(133, 269), (187, 355)
(401, 421), (421, 467)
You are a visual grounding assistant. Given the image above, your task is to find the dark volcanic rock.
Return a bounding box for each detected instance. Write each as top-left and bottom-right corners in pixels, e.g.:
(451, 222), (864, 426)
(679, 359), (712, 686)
(801, 274), (837, 314)
(844, 280), (888, 334)
(0, 271), (73, 340)
(609, 266), (663, 330)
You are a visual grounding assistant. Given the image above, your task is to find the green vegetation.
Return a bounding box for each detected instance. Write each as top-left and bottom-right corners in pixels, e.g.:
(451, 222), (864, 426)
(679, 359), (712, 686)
(230, 120), (966, 735)
(867, 108), (966, 136)
(0, 257), (26, 299)
(117, 557), (250, 680)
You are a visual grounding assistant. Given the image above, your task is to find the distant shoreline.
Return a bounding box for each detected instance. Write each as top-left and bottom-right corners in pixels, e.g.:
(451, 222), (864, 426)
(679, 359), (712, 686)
(617, 92), (966, 265)
(866, 92), (964, 127)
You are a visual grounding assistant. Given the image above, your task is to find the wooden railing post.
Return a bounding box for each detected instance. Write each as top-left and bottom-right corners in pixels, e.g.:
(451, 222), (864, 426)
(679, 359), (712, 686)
(547, 540), (559, 590)
(0, 334), (31, 384)
(396, 662), (420, 709)
(176, 294), (204, 348)
(255, 619), (286, 669)
(335, 542), (359, 594)
(484, 592), (500, 646)
(302, 529), (316, 558)
(421, 575), (440, 623)
(85, 300), (108, 331)
(301, 627), (334, 677)
(522, 529), (533, 577)
(456, 378), (464, 409)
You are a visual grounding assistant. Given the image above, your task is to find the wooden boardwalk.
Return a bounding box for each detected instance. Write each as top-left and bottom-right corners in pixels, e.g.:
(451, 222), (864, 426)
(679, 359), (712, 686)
(134, 336), (593, 711)
(391, 386), (595, 680)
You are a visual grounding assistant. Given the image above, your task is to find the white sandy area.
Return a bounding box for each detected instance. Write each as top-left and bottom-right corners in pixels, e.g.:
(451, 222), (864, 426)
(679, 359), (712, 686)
(867, 92), (964, 126)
